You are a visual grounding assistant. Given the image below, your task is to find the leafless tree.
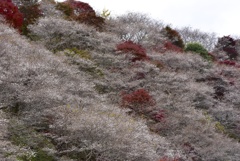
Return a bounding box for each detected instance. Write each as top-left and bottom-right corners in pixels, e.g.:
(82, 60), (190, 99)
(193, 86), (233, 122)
(177, 26), (218, 51)
(106, 12), (166, 49)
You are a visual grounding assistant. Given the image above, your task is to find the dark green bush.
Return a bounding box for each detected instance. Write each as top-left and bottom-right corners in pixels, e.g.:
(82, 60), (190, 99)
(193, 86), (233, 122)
(185, 43), (212, 61)
(164, 26), (185, 49)
(19, 3), (43, 35)
(17, 150), (56, 161)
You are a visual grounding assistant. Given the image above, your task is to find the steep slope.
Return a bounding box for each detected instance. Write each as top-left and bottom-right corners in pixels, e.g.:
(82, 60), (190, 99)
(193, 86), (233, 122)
(0, 1), (240, 160)
(0, 21), (182, 161)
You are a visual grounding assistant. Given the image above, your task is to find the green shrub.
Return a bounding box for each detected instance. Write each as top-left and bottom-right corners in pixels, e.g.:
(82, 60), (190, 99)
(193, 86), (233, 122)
(17, 149), (56, 161)
(8, 119), (54, 149)
(94, 83), (113, 94)
(64, 48), (92, 60)
(84, 67), (104, 78)
(185, 43), (212, 61)
(215, 121), (226, 133)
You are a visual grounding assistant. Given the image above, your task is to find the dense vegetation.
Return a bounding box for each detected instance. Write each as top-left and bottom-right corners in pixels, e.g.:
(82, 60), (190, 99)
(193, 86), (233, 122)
(0, 0), (240, 161)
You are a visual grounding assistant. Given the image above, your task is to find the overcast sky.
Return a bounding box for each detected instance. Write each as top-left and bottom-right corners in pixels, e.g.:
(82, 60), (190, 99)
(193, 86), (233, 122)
(57, 0), (240, 37)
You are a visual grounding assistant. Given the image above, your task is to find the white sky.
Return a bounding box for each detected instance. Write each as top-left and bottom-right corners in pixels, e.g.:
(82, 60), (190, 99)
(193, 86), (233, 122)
(56, 0), (240, 37)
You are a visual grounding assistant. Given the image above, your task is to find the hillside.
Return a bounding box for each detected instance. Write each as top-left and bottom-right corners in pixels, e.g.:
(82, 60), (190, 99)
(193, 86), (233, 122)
(0, 0), (240, 161)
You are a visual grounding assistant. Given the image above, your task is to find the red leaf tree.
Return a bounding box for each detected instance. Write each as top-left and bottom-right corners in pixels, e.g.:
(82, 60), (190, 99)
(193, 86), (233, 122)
(66, 0), (95, 15)
(216, 35), (238, 60)
(0, 0), (23, 31)
(163, 41), (183, 53)
(116, 41), (149, 62)
(56, 0), (104, 30)
(121, 89), (155, 110)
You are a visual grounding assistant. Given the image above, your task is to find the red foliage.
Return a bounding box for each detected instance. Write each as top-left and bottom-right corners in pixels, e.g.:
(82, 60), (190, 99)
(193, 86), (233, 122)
(218, 60), (236, 66)
(218, 35), (236, 47)
(153, 109), (166, 122)
(59, 0), (105, 29)
(74, 12), (105, 30)
(0, 0), (23, 31)
(217, 35), (238, 60)
(218, 60), (240, 68)
(66, 0), (95, 14)
(223, 47), (238, 60)
(116, 41), (149, 62)
(164, 41), (183, 53)
(121, 89), (155, 109)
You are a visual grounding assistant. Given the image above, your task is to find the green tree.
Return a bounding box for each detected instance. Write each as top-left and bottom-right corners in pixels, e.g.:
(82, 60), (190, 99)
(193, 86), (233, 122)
(185, 42), (212, 61)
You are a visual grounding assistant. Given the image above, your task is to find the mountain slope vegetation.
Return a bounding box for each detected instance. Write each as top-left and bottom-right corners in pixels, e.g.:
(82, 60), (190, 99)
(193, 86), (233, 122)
(0, 0), (240, 161)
